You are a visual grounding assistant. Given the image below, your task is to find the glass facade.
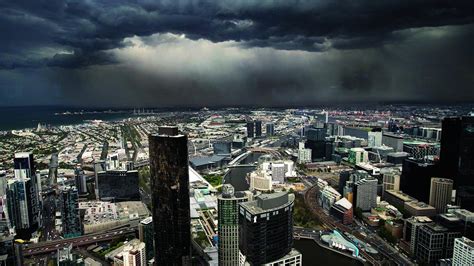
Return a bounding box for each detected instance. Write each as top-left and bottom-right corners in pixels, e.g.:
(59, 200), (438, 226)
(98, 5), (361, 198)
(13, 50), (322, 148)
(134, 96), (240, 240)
(149, 131), (191, 265)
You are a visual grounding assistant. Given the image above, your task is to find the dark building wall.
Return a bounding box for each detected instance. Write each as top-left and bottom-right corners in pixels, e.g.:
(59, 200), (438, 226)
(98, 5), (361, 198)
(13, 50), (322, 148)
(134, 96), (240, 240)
(239, 197), (294, 265)
(440, 117), (474, 188)
(400, 159), (439, 203)
(255, 121), (262, 137)
(149, 133), (191, 265)
(97, 171), (140, 202)
(246, 122), (254, 138)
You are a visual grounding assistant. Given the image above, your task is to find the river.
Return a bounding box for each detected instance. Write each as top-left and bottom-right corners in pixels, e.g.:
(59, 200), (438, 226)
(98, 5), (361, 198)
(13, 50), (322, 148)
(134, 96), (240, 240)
(225, 152), (362, 265)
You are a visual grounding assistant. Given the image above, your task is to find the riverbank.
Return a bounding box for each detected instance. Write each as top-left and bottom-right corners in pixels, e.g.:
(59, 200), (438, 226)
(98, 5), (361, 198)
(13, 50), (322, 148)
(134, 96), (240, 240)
(294, 239), (363, 266)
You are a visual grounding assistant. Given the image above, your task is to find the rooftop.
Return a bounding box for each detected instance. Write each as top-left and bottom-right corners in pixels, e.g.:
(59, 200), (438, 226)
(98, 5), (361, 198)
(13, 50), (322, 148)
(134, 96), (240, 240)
(240, 192), (294, 215)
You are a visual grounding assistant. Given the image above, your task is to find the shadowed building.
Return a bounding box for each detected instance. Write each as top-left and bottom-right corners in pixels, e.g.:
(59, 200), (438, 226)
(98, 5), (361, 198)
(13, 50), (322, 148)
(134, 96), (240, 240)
(149, 127), (191, 265)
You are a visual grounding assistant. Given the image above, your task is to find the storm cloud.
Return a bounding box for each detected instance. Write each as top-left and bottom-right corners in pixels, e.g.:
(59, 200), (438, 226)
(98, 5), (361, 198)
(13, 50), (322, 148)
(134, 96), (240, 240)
(0, 0), (473, 106)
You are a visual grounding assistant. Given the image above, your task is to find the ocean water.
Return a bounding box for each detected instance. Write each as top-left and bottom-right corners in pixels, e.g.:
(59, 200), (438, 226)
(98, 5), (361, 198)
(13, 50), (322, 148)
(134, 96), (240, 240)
(0, 106), (133, 131)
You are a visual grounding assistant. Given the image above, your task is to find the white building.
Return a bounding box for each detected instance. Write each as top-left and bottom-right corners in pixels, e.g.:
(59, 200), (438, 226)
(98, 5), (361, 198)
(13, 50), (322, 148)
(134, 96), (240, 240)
(368, 131), (382, 148)
(297, 148), (312, 164)
(453, 237), (474, 265)
(321, 186), (341, 211)
(116, 241), (147, 266)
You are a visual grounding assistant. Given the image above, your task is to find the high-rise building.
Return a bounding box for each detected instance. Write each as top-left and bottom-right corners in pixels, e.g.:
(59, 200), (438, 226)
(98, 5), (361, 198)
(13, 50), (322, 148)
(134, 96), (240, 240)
(305, 127), (327, 160)
(138, 217), (154, 261)
(266, 123), (275, 137)
(149, 127), (191, 265)
(453, 237), (474, 265)
(400, 158), (440, 203)
(382, 171), (400, 197)
(239, 192), (298, 265)
(117, 241), (147, 266)
(97, 170), (140, 202)
(429, 178), (453, 214)
(354, 178), (378, 211)
(255, 120), (262, 137)
(60, 186), (81, 238)
(440, 116), (474, 188)
(246, 121), (254, 138)
(217, 185), (249, 266)
(6, 153), (40, 239)
(368, 129), (382, 148)
(74, 167), (88, 195)
(415, 223), (461, 264)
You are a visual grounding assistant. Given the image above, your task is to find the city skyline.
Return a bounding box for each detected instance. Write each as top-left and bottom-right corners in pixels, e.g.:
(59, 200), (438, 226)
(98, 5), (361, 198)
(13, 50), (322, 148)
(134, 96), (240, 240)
(1, 1), (474, 107)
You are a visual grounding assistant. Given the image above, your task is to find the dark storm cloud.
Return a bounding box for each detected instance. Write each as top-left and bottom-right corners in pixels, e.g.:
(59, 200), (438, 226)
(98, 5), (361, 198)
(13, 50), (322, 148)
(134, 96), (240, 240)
(1, 0), (474, 68)
(0, 0), (474, 106)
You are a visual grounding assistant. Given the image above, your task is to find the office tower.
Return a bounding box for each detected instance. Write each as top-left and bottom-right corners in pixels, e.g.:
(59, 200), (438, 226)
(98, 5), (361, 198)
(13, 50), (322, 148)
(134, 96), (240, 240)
(6, 153), (40, 239)
(93, 160), (106, 199)
(453, 237), (474, 265)
(255, 120), (262, 137)
(402, 216), (433, 256)
(354, 178), (378, 211)
(382, 171), (400, 197)
(382, 133), (404, 152)
(246, 121), (255, 138)
(415, 223), (461, 264)
(348, 148), (368, 165)
(97, 170), (140, 202)
(74, 167), (88, 195)
(305, 127), (327, 160)
(400, 158), (440, 203)
(368, 128), (382, 148)
(239, 192), (300, 265)
(440, 117), (474, 186)
(149, 127), (191, 265)
(429, 178), (453, 214)
(60, 186), (81, 238)
(118, 241), (147, 266)
(217, 184), (249, 266)
(48, 153), (58, 186)
(138, 217), (154, 261)
(266, 123), (275, 137)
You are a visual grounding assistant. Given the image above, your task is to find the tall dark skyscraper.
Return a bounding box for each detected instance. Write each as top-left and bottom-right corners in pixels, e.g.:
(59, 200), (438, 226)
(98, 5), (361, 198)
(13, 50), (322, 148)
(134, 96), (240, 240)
(6, 153), (40, 240)
(149, 126), (191, 265)
(305, 127), (327, 160)
(400, 158), (440, 203)
(246, 121), (255, 138)
(255, 120), (262, 137)
(60, 186), (81, 238)
(440, 116), (474, 188)
(239, 192), (297, 265)
(266, 122), (275, 137)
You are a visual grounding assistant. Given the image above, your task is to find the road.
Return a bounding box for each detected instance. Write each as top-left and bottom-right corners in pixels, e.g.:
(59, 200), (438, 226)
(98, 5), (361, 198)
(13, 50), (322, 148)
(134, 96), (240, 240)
(23, 227), (137, 256)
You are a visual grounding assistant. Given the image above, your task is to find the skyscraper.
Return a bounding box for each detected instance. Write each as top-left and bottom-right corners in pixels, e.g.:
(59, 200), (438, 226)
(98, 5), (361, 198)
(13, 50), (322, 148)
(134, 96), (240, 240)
(453, 237), (474, 265)
(266, 123), (275, 137)
(149, 126), (191, 265)
(354, 178), (378, 212)
(246, 121), (255, 138)
(60, 186), (81, 238)
(138, 217), (154, 262)
(6, 153), (40, 239)
(440, 116), (474, 188)
(217, 184), (249, 266)
(255, 120), (262, 137)
(429, 178), (453, 214)
(400, 158), (440, 203)
(239, 192), (300, 265)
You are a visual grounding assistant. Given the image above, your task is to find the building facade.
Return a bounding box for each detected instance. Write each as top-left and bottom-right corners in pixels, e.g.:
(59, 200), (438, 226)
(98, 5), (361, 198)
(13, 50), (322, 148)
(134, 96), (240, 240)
(138, 217), (154, 262)
(239, 192), (296, 265)
(97, 170), (140, 202)
(354, 178), (378, 211)
(453, 237), (474, 265)
(217, 185), (249, 266)
(60, 186), (81, 238)
(429, 178), (453, 214)
(149, 127), (191, 265)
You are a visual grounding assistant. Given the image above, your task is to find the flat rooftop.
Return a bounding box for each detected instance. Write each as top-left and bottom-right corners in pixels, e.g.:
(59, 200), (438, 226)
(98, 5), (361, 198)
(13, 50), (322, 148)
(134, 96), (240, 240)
(241, 192), (294, 215)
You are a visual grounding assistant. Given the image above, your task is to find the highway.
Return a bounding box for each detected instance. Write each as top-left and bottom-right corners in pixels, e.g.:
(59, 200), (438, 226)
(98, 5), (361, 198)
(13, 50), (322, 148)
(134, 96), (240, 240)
(23, 227), (137, 256)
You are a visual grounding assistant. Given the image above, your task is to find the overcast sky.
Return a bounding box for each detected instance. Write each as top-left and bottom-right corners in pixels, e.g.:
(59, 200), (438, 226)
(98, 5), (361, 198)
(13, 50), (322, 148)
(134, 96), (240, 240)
(1, 0), (473, 107)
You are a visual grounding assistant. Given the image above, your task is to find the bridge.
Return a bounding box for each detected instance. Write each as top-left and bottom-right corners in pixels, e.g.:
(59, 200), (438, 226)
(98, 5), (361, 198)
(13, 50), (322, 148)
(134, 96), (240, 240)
(23, 226), (137, 256)
(246, 147), (282, 159)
